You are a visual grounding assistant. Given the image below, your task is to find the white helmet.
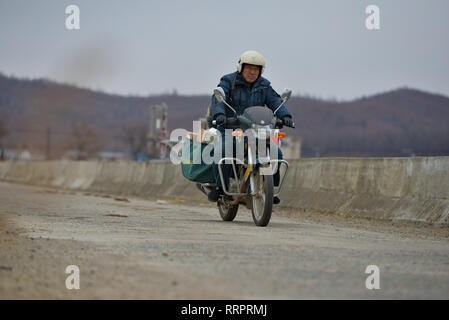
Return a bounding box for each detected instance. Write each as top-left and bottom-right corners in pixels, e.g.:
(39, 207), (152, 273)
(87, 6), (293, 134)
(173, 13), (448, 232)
(237, 50), (266, 74)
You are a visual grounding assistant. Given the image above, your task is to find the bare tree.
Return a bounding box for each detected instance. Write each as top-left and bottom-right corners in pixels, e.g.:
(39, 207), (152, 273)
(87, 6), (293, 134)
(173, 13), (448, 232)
(0, 118), (8, 160)
(120, 123), (148, 160)
(70, 123), (100, 160)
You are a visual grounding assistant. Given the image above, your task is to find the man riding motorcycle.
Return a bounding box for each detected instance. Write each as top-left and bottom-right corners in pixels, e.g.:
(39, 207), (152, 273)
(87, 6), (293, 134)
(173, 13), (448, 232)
(208, 50), (295, 202)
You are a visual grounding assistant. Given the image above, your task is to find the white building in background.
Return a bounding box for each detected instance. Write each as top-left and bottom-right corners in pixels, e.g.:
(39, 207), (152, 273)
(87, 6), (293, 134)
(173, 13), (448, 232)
(3, 149), (44, 160)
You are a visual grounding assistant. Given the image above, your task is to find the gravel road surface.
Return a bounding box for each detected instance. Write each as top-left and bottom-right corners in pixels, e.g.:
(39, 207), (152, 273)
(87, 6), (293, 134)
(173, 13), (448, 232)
(1, 181), (448, 299)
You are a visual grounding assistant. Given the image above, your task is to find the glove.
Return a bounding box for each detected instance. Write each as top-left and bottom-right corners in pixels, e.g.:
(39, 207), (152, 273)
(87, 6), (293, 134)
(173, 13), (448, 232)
(282, 116), (295, 128)
(215, 114), (226, 126)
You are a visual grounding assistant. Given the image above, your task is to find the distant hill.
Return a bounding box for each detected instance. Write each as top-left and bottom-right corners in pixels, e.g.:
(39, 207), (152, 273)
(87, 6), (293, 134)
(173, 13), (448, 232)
(0, 73), (448, 157)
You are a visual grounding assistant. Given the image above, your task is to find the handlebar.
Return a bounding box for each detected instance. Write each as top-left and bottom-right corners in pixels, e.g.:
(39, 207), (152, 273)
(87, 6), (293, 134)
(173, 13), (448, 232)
(212, 117), (294, 129)
(275, 119), (283, 128)
(212, 117), (238, 126)
(277, 119), (295, 129)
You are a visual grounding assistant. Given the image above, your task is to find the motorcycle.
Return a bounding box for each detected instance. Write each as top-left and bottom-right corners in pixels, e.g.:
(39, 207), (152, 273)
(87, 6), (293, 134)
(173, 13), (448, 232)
(196, 87), (294, 227)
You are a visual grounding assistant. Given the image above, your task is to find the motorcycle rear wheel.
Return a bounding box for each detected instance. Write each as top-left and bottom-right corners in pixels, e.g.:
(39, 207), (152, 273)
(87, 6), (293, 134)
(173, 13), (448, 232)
(218, 199), (239, 221)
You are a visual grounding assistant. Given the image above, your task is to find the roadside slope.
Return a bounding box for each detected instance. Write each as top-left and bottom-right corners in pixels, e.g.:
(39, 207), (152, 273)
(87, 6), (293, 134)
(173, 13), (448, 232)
(0, 157), (448, 225)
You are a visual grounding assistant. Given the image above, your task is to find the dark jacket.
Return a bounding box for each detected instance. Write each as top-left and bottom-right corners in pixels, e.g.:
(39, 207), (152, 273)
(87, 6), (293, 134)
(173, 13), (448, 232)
(208, 71), (292, 122)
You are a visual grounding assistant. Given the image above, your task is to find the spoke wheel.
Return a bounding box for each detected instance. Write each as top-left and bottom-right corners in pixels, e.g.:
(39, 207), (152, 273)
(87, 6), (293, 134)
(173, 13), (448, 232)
(251, 167), (273, 227)
(218, 198), (239, 221)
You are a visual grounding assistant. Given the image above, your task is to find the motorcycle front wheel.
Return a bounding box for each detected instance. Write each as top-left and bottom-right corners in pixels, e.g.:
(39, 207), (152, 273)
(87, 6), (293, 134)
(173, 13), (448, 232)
(250, 167), (273, 227)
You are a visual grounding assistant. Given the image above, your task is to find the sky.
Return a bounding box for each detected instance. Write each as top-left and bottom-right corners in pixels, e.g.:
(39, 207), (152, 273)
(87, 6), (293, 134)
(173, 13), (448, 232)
(1, 0), (448, 100)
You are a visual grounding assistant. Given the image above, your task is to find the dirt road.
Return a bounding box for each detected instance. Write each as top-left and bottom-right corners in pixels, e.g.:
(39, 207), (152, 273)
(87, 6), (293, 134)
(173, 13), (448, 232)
(1, 181), (448, 299)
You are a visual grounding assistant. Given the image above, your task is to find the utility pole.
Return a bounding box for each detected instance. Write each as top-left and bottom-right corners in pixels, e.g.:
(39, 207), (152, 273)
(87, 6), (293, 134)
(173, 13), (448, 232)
(148, 103), (168, 159)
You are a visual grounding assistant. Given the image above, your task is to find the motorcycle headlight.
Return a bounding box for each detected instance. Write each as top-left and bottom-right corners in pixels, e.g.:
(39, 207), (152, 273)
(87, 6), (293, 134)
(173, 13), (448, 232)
(250, 125), (271, 140)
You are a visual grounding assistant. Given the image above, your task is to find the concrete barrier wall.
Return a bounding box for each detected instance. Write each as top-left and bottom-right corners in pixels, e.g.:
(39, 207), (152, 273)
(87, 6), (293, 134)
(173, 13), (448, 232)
(0, 157), (448, 225)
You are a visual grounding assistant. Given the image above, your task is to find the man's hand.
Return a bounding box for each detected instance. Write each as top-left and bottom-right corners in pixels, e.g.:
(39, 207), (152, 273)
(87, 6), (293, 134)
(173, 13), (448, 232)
(215, 114), (226, 126)
(282, 116), (295, 128)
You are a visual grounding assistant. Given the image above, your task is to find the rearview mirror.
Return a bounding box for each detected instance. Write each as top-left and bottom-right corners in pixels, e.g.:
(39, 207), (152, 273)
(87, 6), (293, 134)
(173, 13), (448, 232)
(213, 87), (226, 103)
(281, 88), (292, 102)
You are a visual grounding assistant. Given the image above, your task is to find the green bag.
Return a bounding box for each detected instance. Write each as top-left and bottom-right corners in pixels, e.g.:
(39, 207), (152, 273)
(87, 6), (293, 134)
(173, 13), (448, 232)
(181, 137), (215, 184)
